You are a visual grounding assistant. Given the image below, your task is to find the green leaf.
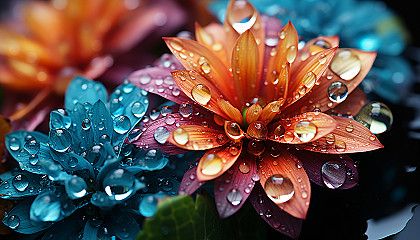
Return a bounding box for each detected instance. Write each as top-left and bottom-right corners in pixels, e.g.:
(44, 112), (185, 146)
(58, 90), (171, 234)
(137, 193), (267, 240)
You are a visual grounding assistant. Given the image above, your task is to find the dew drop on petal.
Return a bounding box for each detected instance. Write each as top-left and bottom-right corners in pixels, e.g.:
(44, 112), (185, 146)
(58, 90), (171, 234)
(328, 82), (348, 103)
(238, 162), (250, 174)
(200, 153), (223, 176)
(154, 126), (170, 144)
(247, 140), (265, 156)
(355, 102), (393, 134)
(294, 121), (317, 142)
(114, 115), (131, 134)
(103, 169), (135, 201)
(139, 74), (152, 85)
(247, 121), (268, 140)
(12, 174), (29, 192)
(330, 50), (361, 80)
(273, 124), (285, 140)
(302, 72), (316, 88)
(179, 102), (193, 117)
(173, 128), (189, 145)
(6, 215), (20, 229)
(49, 129), (72, 152)
(24, 138), (40, 154)
(131, 102), (147, 118)
(9, 137), (20, 151)
(226, 189), (243, 206)
(286, 45), (297, 63)
(82, 118), (91, 130)
(264, 174), (294, 203)
(321, 160), (346, 189)
(224, 121), (244, 141)
(65, 176), (87, 199)
(191, 84), (211, 105)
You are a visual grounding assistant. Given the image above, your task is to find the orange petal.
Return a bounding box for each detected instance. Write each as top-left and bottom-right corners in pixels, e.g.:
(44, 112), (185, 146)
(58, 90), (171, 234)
(171, 70), (230, 120)
(196, 142), (243, 181)
(258, 143), (311, 219)
(195, 22), (229, 66)
(284, 47), (338, 108)
(168, 125), (229, 150)
(283, 49), (376, 116)
(217, 98), (244, 124)
(258, 100), (284, 123)
(294, 36), (340, 66)
(299, 116), (383, 153)
(231, 30), (259, 105)
(267, 112), (336, 144)
(164, 37), (239, 107)
(245, 102), (262, 124)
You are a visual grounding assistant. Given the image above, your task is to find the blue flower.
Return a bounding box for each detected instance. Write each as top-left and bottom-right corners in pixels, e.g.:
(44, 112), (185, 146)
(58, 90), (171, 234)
(209, 0), (414, 103)
(0, 77), (178, 239)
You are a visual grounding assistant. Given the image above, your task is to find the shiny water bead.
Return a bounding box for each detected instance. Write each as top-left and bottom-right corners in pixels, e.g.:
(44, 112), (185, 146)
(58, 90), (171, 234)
(131, 101), (147, 118)
(9, 137), (20, 151)
(6, 215), (20, 229)
(12, 174), (29, 192)
(247, 140), (265, 156)
(328, 82), (348, 103)
(160, 106), (172, 117)
(191, 84), (211, 105)
(30, 192), (62, 222)
(330, 50), (361, 80)
(264, 174), (294, 204)
(200, 153), (223, 176)
(114, 115), (131, 134)
(286, 45), (297, 63)
(247, 121), (268, 140)
(139, 74), (152, 84)
(302, 72), (316, 88)
(82, 118), (91, 130)
(139, 194), (167, 217)
(355, 102), (393, 134)
(230, 0), (256, 34)
(226, 188), (243, 206)
(154, 126), (170, 144)
(49, 129), (72, 152)
(179, 102), (193, 117)
(224, 121), (244, 141)
(103, 169), (135, 201)
(173, 127), (189, 145)
(238, 162), (250, 174)
(65, 176), (87, 199)
(143, 149), (167, 170)
(273, 124), (285, 140)
(310, 40), (331, 54)
(321, 161), (346, 189)
(24, 137), (40, 154)
(294, 121), (317, 142)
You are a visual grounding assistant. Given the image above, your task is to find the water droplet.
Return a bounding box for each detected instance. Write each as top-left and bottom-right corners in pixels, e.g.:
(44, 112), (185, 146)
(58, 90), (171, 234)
(139, 74), (152, 84)
(24, 138), (40, 154)
(231, 4), (257, 34)
(30, 192), (62, 222)
(355, 102), (393, 134)
(247, 140), (265, 156)
(318, 53), (327, 64)
(296, 160), (302, 169)
(264, 174), (294, 203)
(173, 127), (189, 145)
(328, 82), (348, 103)
(12, 174), (29, 192)
(286, 45), (297, 63)
(200, 153), (223, 176)
(131, 102), (147, 118)
(179, 102), (193, 117)
(226, 189), (243, 206)
(238, 162), (250, 174)
(321, 161), (346, 189)
(160, 106), (172, 117)
(65, 176), (87, 199)
(330, 50), (361, 80)
(228, 145), (240, 156)
(191, 84), (211, 105)
(273, 124), (285, 140)
(265, 37), (279, 47)
(6, 215), (20, 229)
(302, 72), (316, 88)
(165, 115), (176, 125)
(247, 121), (268, 140)
(224, 121), (244, 141)
(9, 137), (20, 151)
(122, 83), (134, 93)
(294, 121), (317, 142)
(270, 143), (282, 157)
(114, 115), (131, 134)
(68, 157), (78, 168)
(313, 40), (331, 49)
(335, 140), (346, 152)
(325, 133), (335, 144)
(139, 194), (166, 217)
(345, 123), (354, 132)
(49, 129), (72, 152)
(252, 173), (260, 181)
(29, 154), (39, 165)
(201, 62), (211, 74)
(154, 126), (170, 144)
(169, 39), (183, 51)
(103, 168), (135, 201)
(82, 118), (91, 130)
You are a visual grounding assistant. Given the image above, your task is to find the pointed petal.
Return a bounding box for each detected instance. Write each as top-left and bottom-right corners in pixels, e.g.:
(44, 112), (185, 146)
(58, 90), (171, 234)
(267, 112), (336, 144)
(217, 98), (244, 124)
(245, 102), (262, 124)
(326, 88), (367, 117)
(284, 49), (376, 116)
(258, 100), (283, 123)
(128, 67), (191, 105)
(231, 30), (259, 105)
(249, 182), (303, 239)
(258, 143), (311, 219)
(214, 153), (257, 218)
(178, 165), (206, 195)
(196, 142), (243, 181)
(298, 116), (383, 153)
(294, 36), (340, 67)
(168, 124), (228, 151)
(284, 47), (338, 108)
(163, 37), (239, 107)
(195, 22), (229, 66)
(171, 70), (230, 120)
(288, 147), (359, 189)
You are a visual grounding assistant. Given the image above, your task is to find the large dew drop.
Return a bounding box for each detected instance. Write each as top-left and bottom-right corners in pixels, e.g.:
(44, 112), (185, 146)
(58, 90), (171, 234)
(154, 126), (170, 144)
(226, 188), (243, 206)
(191, 84), (211, 105)
(6, 215), (20, 229)
(173, 127), (189, 145)
(355, 102), (393, 134)
(200, 153), (223, 176)
(65, 176), (87, 199)
(49, 129), (72, 152)
(12, 174), (29, 192)
(294, 121), (317, 142)
(139, 194), (167, 217)
(30, 192), (62, 222)
(330, 50), (361, 80)
(247, 121), (268, 140)
(103, 169), (135, 201)
(179, 102), (193, 117)
(328, 82), (348, 103)
(321, 160), (346, 189)
(230, 0), (257, 34)
(224, 121), (244, 141)
(264, 174), (294, 204)
(113, 115), (131, 134)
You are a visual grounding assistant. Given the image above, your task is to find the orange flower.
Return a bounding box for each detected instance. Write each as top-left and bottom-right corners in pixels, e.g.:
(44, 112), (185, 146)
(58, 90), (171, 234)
(0, 0), (185, 124)
(128, 0), (383, 238)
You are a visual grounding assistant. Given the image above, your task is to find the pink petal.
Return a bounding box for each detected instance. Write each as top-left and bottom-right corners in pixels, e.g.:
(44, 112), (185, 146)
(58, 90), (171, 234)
(178, 164), (205, 195)
(214, 152), (257, 218)
(249, 182), (303, 239)
(288, 147), (359, 189)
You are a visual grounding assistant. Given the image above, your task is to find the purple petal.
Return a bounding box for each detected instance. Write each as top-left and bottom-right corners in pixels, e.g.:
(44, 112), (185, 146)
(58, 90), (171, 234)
(249, 182), (303, 239)
(153, 53), (184, 70)
(214, 153), (257, 218)
(128, 67), (191, 105)
(178, 164), (205, 195)
(288, 148), (359, 189)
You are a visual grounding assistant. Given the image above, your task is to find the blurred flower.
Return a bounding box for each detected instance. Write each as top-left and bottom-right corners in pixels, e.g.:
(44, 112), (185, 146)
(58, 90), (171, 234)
(0, 77), (179, 239)
(209, 0), (414, 103)
(0, 0), (186, 129)
(128, 0), (387, 238)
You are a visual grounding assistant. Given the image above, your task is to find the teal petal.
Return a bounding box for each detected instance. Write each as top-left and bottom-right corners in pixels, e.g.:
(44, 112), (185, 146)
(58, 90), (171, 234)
(65, 76), (107, 110)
